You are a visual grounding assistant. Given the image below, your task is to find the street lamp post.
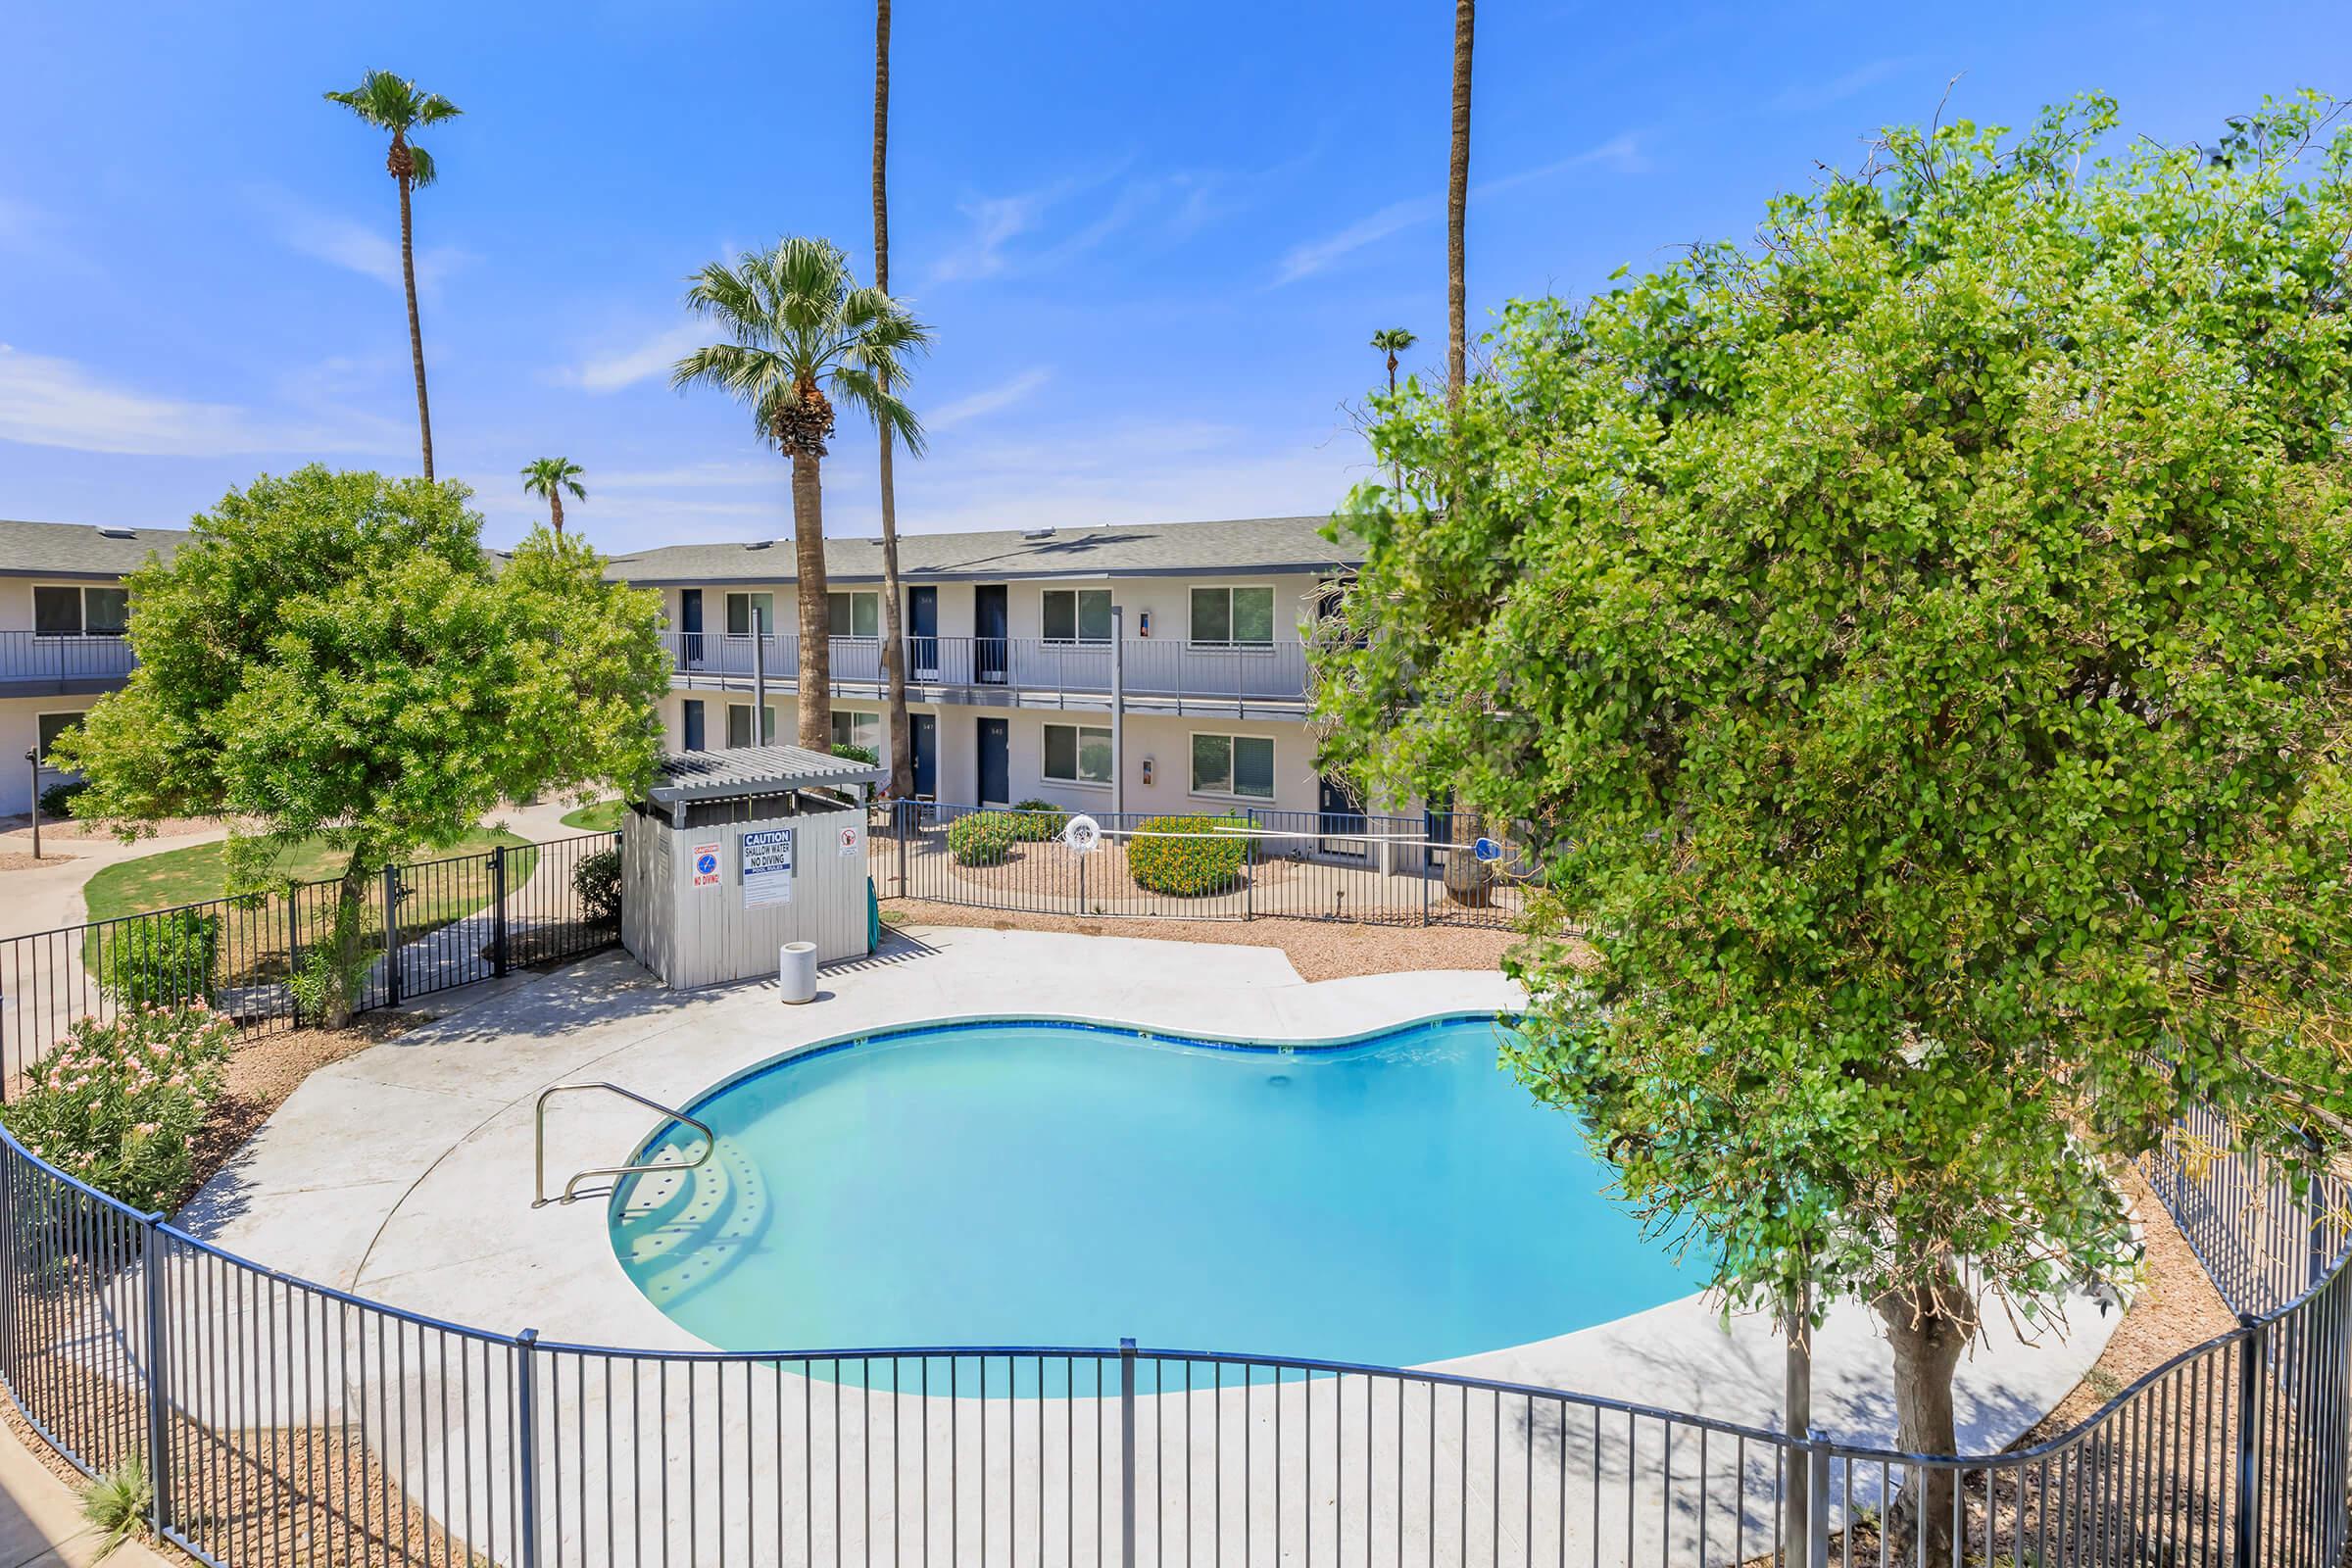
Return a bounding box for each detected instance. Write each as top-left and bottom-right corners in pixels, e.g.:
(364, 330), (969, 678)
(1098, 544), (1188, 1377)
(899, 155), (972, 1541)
(24, 748), (38, 861)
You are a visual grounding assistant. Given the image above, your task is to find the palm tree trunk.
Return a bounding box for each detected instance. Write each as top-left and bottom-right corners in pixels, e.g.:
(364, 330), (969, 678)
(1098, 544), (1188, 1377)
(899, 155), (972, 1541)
(791, 450), (832, 752)
(395, 146), (435, 481)
(873, 0), (914, 801)
(1446, 0), (1474, 406)
(550, 492), (564, 534)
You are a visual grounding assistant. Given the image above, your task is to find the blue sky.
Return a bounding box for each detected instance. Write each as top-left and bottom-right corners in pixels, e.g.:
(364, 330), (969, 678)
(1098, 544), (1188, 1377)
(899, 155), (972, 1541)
(5, 1), (2346, 553)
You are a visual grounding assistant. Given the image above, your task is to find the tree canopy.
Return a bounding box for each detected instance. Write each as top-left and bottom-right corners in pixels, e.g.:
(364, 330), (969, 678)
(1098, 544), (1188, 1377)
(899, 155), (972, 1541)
(57, 467), (667, 1014)
(1316, 89), (2352, 1512)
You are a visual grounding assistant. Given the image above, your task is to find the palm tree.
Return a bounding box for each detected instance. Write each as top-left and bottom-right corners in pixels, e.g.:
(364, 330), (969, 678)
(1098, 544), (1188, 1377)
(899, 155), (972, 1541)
(520, 458), (586, 533)
(323, 71), (462, 481)
(671, 238), (930, 753)
(1446, 3), (1473, 405)
(1370, 327), (1417, 398)
(872, 0), (916, 803)
(1441, 0), (1490, 903)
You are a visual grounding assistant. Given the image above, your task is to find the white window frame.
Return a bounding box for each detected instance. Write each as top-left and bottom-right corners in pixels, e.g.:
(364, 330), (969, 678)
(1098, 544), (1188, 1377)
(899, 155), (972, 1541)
(1189, 730), (1277, 802)
(1041, 721), (1114, 788)
(830, 709), (882, 755)
(1187, 583), (1278, 650)
(724, 591), (775, 638)
(725, 703), (778, 748)
(35, 711), (84, 765)
(828, 590), (880, 639)
(32, 583), (128, 638)
(1041, 587), (1113, 644)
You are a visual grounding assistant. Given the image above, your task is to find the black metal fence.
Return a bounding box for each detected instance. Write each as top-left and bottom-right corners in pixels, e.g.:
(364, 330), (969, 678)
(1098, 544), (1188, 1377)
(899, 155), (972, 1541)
(869, 803), (1530, 929)
(0, 1107), (2341, 1567)
(0, 832), (620, 1091)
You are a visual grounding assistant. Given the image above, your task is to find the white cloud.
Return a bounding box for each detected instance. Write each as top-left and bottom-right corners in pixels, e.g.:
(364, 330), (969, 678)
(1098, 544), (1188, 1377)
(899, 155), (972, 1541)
(0, 343), (400, 457)
(1274, 196), (1440, 285)
(927, 368), (1054, 431)
(565, 322), (710, 394)
(267, 196), (470, 294)
(1770, 58), (1917, 115)
(1273, 133), (1648, 285)
(928, 189), (1057, 284)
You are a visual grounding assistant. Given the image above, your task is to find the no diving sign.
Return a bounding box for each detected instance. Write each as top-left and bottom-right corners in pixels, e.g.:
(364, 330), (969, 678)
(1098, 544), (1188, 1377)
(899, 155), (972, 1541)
(690, 843), (721, 890)
(741, 827), (796, 908)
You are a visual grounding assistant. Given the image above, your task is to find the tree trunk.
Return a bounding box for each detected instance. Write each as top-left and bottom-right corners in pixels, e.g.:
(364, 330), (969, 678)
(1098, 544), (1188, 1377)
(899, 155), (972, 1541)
(1446, 0), (1474, 406)
(791, 450), (832, 752)
(1875, 1262), (1971, 1559)
(874, 0), (914, 801)
(322, 844), (374, 1029)
(549, 492), (564, 534)
(395, 143), (435, 482)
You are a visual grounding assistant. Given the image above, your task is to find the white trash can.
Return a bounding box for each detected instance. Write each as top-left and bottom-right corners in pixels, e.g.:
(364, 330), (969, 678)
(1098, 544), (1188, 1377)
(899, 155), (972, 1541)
(778, 941), (818, 1004)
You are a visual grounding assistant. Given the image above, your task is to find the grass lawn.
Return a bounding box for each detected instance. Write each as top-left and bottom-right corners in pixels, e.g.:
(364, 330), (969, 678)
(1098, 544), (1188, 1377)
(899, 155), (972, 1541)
(559, 799), (628, 833)
(84, 827), (533, 924)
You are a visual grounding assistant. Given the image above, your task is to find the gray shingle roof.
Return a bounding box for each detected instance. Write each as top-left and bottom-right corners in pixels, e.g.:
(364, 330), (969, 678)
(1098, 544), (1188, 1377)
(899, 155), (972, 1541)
(648, 744), (884, 804)
(0, 519), (189, 579)
(606, 515), (1361, 586)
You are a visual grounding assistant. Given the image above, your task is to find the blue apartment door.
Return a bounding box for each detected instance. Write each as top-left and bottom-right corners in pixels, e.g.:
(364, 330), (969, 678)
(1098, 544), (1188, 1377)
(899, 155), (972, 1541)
(977, 717), (1009, 805)
(679, 589), (705, 667)
(682, 699), (707, 752)
(910, 713), (938, 799)
(1318, 775), (1368, 858)
(974, 585), (1008, 683)
(906, 586), (939, 678)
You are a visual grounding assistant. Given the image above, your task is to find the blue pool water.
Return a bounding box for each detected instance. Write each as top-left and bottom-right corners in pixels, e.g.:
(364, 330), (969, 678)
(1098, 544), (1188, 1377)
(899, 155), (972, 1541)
(611, 1016), (1693, 1366)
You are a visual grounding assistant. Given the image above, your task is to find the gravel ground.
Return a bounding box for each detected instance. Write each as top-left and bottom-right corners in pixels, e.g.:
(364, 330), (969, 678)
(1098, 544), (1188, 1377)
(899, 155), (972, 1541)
(0, 851), (75, 871)
(886, 898), (1545, 981)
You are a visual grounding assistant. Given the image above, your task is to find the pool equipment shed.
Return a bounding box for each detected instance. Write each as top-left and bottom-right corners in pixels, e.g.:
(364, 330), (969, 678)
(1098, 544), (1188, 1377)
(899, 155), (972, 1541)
(621, 745), (882, 989)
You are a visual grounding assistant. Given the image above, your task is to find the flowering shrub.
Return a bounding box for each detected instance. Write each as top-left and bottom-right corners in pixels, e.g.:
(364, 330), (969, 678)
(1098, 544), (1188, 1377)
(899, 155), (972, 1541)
(947, 810), (1023, 867)
(5, 1005), (233, 1212)
(97, 908), (220, 1008)
(1126, 813), (1251, 896)
(1005, 800), (1069, 842)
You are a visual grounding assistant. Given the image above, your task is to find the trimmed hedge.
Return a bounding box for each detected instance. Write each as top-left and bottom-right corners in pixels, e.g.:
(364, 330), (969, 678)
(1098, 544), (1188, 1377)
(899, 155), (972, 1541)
(573, 847), (622, 925)
(1005, 799), (1069, 842)
(99, 908), (222, 1008)
(947, 811), (1024, 867)
(1127, 813), (1251, 896)
(832, 742), (879, 766)
(38, 779), (88, 818)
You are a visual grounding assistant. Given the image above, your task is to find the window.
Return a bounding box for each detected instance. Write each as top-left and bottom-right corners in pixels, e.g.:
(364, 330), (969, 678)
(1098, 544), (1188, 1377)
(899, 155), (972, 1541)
(1189, 585), (1275, 646)
(831, 710), (881, 756)
(726, 704), (777, 748)
(36, 712), (83, 763)
(828, 591), (879, 638)
(1191, 733), (1275, 800)
(725, 592), (775, 637)
(33, 585), (127, 637)
(1043, 722), (1113, 786)
(1041, 588), (1112, 643)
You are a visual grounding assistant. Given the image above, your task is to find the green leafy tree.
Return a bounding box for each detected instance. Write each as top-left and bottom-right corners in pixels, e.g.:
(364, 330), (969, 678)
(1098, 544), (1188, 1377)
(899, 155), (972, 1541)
(671, 237), (930, 752)
(323, 72), (462, 480)
(1316, 93), (2352, 1550)
(520, 457), (586, 533)
(55, 467), (667, 1025)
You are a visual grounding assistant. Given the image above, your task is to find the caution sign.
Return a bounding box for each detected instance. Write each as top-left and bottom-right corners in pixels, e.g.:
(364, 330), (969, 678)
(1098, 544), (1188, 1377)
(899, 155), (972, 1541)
(691, 843), (721, 891)
(741, 827), (795, 908)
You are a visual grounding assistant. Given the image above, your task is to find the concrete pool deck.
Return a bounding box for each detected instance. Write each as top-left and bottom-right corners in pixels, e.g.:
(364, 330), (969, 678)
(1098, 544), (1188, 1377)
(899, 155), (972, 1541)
(180, 924), (2118, 1461)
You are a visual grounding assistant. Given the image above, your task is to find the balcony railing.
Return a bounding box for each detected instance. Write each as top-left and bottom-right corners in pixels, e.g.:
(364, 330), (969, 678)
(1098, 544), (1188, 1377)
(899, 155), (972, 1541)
(662, 632), (1312, 705)
(0, 631), (137, 688)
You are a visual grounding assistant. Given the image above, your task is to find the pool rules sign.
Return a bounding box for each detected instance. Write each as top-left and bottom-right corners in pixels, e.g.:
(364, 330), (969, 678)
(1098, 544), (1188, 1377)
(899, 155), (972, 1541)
(740, 827), (795, 907)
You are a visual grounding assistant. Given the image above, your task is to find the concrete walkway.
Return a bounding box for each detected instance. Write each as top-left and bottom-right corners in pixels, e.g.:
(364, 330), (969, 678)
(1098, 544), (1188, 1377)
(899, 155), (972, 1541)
(0, 1418), (171, 1568)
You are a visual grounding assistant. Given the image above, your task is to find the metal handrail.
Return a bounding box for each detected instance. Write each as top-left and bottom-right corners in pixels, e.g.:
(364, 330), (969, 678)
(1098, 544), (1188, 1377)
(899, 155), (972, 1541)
(532, 1080), (714, 1207)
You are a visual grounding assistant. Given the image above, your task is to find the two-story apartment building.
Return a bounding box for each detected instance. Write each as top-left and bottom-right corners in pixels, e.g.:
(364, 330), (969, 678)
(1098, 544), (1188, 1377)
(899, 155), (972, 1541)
(609, 515), (1361, 820)
(0, 519), (185, 817)
(0, 513), (1363, 825)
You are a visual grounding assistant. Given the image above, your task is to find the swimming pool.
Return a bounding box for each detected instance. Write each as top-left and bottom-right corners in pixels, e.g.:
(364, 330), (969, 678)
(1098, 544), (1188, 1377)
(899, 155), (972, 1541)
(610, 1015), (1694, 1367)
